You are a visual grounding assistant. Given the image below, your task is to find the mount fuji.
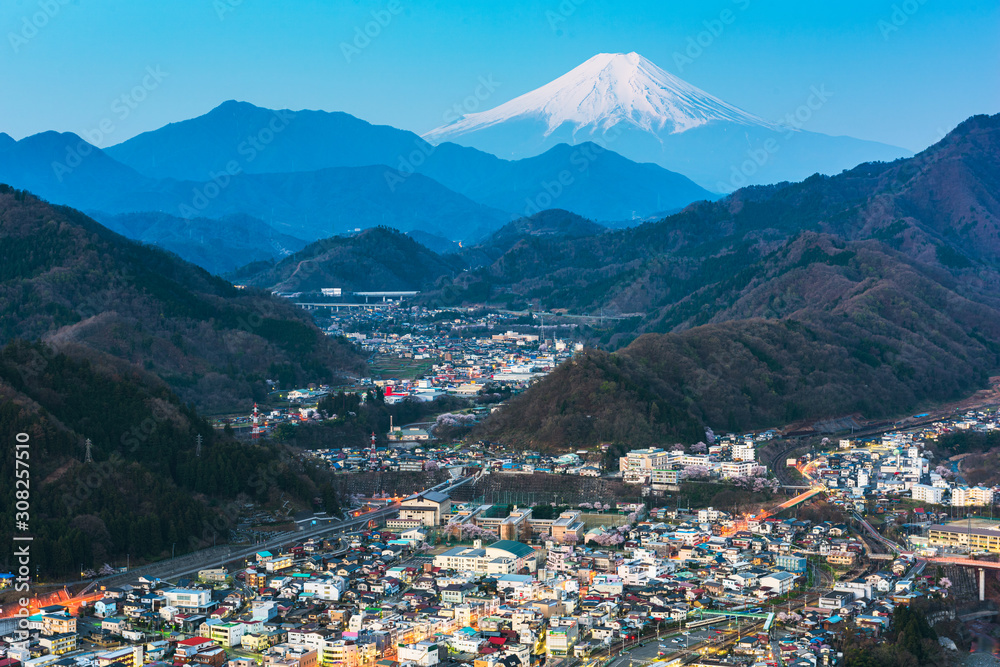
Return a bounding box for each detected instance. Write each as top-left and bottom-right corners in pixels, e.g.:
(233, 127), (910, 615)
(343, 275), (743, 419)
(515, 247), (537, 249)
(424, 52), (911, 190)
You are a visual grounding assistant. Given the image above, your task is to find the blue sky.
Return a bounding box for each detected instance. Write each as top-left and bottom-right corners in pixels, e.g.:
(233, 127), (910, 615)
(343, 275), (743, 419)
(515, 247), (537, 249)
(1, 0), (997, 151)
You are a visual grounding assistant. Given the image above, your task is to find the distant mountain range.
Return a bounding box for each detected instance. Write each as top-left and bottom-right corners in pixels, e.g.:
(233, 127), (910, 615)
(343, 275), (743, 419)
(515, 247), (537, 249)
(0, 54), (922, 275)
(0, 98), (714, 274)
(425, 52), (911, 190)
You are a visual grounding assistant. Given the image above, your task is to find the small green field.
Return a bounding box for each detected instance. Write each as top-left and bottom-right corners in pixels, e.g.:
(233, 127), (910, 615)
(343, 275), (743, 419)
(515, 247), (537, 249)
(369, 355), (436, 380)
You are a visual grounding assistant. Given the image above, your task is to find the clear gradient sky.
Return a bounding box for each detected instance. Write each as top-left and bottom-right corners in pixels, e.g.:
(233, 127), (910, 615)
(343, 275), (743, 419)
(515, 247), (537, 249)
(1, 0), (997, 152)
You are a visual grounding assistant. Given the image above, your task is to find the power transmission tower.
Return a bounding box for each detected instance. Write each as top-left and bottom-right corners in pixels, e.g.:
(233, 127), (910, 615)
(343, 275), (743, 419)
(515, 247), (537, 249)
(195, 434), (203, 457)
(84, 438), (93, 464)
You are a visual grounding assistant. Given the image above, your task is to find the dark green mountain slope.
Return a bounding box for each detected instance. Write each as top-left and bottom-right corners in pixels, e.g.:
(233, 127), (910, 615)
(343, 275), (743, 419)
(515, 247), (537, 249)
(0, 341), (342, 576)
(0, 186), (363, 412)
(227, 226), (466, 293)
(476, 233), (1000, 450)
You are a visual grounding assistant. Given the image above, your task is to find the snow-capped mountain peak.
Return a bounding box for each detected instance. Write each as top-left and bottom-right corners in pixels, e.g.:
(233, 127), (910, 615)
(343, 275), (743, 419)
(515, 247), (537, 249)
(424, 52), (774, 143)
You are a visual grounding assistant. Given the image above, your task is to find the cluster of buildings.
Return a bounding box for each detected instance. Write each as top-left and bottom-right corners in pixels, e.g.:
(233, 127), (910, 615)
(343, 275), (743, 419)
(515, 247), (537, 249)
(326, 305), (583, 395)
(3, 497), (935, 667)
(357, 336), (579, 401)
(820, 411), (998, 506)
(302, 439), (616, 478)
(618, 433), (775, 488)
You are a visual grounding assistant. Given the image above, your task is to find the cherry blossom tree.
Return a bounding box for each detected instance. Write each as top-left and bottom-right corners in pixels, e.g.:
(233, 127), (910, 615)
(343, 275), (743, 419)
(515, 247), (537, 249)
(690, 442), (708, 454)
(733, 476), (780, 493)
(592, 532), (625, 547)
(459, 524), (498, 541)
(681, 465), (711, 480)
(434, 412), (476, 440)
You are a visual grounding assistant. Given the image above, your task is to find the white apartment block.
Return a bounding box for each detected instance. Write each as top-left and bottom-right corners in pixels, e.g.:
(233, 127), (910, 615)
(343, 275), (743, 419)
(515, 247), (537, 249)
(952, 486), (995, 507)
(619, 448), (671, 472)
(719, 461), (756, 479)
(911, 484), (944, 504)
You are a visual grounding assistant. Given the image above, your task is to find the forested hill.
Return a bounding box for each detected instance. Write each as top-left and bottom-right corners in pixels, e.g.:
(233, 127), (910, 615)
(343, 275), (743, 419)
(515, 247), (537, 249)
(474, 115), (1000, 450)
(0, 186), (364, 412)
(0, 341), (342, 576)
(475, 233), (1000, 450)
(226, 226), (465, 293)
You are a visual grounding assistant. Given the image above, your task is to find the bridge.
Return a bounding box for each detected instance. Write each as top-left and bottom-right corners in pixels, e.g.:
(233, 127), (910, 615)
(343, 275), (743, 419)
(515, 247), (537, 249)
(960, 610), (999, 622)
(352, 291), (419, 299)
(773, 486), (825, 511)
(690, 609), (776, 632)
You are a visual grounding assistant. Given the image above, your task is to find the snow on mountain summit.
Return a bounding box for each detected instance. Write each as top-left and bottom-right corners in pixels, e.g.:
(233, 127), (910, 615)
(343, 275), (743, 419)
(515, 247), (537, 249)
(424, 52), (774, 143)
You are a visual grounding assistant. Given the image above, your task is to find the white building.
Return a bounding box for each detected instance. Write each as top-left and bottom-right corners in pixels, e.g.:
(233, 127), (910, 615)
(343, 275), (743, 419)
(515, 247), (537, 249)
(952, 486), (995, 507)
(911, 484), (944, 504)
(397, 641), (440, 667)
(732, 442), (755, 462)
(760, 571), (796, 596)
(719, 461), (756, 479)
(433, 540), (538, 574)
(162, 588), (213, 611)
(619, 448), (671, 472)
(302, 576), (348, 601)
